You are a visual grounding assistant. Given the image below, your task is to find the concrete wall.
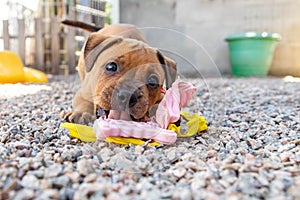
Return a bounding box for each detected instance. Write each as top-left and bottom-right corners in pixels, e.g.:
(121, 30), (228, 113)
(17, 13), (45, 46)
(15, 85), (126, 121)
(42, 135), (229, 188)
(119, 0), (300, 77)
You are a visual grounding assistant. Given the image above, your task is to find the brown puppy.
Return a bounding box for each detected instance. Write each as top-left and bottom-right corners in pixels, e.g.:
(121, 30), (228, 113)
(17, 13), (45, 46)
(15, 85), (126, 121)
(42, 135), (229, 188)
(63, 20), (177, 124)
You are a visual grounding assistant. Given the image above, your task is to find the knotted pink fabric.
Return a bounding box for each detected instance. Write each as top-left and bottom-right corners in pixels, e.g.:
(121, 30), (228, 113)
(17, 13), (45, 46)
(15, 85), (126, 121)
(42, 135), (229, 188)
(155, 79), (197, 128)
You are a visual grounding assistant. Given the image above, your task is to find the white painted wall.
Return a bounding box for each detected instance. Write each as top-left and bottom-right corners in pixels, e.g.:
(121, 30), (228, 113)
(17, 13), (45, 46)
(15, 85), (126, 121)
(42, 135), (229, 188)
(119, 0), (300, 77)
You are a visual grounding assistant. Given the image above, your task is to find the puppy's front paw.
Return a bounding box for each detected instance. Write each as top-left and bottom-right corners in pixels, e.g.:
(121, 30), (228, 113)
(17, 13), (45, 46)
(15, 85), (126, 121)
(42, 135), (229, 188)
(65, 111), (95, 125)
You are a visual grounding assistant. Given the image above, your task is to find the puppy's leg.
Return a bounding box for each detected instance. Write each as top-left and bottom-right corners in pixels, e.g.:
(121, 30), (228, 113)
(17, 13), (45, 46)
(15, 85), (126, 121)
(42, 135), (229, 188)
(66, 89), (95, 124)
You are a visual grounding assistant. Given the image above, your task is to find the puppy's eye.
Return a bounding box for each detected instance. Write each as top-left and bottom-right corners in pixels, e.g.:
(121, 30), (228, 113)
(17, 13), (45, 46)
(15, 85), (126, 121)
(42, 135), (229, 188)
(147, 74), (159, 89)
(105, 62), (118, 73)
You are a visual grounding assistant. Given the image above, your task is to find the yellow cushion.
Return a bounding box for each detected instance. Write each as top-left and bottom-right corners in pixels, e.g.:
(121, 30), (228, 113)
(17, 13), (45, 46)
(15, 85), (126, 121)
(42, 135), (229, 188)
(24, 67), (48, 83)
(0, 51), (48, 83)
(0, 51), (25, 83)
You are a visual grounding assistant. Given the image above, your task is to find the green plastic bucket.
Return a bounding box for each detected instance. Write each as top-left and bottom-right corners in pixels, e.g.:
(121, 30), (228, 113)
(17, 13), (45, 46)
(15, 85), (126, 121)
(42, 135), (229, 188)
(225, 32), (281, 77)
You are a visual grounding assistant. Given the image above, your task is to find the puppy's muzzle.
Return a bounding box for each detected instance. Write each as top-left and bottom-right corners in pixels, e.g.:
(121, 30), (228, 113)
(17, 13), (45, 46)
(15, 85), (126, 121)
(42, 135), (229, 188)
(116, 88), (139, 109)
(111, 86), (140, 111)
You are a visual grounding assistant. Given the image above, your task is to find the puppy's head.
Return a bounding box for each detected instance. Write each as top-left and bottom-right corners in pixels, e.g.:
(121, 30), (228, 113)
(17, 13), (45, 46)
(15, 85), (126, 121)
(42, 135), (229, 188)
(82, 33), (177, 121)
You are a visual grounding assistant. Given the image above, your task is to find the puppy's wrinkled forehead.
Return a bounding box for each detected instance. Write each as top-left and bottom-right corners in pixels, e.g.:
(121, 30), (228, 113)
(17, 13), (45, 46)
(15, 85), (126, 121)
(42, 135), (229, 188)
(84, 36), (158, 72)
(83, 34), (177, 89)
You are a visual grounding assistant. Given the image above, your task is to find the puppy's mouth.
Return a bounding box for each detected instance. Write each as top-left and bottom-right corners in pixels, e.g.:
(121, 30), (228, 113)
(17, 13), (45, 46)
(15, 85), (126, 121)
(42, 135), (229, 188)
(96, 107), (143, 122)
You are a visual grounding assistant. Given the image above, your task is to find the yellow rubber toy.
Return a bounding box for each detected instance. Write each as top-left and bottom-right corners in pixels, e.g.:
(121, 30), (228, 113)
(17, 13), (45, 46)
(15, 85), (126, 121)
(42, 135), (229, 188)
(168, 111), (208, 137)
(0, 51), (47, 83)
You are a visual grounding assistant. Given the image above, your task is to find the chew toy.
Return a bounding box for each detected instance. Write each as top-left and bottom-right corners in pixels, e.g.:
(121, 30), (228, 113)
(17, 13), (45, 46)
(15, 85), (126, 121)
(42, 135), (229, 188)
(61, 79), (207, 145)
(61, 111), (206, 145)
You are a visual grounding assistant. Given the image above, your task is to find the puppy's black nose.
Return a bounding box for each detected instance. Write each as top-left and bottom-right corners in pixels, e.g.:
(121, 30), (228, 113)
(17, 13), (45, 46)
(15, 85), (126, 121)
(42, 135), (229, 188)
(118, 89), (138, 107)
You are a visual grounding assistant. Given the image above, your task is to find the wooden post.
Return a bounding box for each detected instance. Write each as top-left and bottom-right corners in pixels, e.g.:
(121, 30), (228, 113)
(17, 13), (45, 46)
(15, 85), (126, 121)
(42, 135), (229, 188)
(34, 18), (44, 71)
(51, 16), (60, 74)
(3, 20), (9, 50)
(66, 8), (76, 74)
(18, 19), (26, 63)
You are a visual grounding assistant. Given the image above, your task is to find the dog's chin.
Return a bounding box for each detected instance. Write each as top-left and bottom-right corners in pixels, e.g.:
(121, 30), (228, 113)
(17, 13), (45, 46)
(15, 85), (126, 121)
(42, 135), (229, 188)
(96, 107), (147, 122)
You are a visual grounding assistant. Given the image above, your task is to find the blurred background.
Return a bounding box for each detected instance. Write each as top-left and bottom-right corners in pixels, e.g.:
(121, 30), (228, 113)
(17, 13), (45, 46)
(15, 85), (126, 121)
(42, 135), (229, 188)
(0, 0), (299, 77)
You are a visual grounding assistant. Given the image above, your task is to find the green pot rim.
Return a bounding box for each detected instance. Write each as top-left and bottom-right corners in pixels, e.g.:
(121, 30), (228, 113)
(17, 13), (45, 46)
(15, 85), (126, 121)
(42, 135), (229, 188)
(225, 32), (281, 42)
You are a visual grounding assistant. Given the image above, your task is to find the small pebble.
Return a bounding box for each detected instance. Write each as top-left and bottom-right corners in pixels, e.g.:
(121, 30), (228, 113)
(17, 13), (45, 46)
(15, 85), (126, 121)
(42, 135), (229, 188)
(20, 174), (40, 189)
(44, 163), (63, 178)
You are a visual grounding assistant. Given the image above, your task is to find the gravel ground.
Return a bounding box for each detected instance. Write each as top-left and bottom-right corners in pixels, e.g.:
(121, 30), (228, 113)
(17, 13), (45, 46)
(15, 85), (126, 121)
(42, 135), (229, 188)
(0, 75), (299, 200)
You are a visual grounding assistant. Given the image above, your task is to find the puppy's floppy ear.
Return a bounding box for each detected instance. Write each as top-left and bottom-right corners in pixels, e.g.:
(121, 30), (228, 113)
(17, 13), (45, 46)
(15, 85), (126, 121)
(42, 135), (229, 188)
(157, 51), (177, 89)
(84, 33), (123, 72)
